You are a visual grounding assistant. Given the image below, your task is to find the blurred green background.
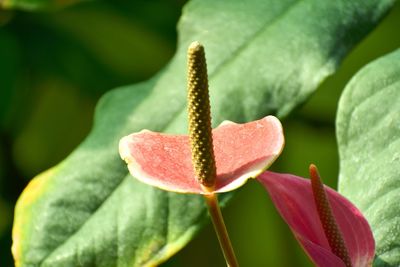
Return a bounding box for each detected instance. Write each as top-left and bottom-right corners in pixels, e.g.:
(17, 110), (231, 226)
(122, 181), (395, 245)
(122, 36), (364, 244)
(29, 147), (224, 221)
(0, 1), (399, 266)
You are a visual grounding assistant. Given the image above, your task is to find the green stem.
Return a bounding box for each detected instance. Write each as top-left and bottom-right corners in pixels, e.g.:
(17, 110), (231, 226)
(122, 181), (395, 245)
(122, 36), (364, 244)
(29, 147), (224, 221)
(204, 193), (239, 267)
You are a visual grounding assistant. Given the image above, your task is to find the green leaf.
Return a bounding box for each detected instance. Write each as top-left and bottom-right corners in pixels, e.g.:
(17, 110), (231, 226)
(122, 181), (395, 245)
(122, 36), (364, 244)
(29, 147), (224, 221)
(337, 49), (400, 266)
(13, 0), (395, 266)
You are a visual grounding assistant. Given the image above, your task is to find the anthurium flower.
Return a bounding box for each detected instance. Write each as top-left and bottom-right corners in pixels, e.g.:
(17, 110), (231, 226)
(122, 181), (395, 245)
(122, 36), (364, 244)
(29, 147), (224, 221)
(258, 166), (375, 267)
(119, 115), (284, 194)
(119, 42), (283, 266)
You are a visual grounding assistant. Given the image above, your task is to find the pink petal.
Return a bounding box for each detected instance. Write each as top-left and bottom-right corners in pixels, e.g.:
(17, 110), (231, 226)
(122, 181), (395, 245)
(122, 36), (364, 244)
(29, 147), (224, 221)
(257, 171), (375, 267)
(119, 116), (284, 194)
(299, 236), (346, 267)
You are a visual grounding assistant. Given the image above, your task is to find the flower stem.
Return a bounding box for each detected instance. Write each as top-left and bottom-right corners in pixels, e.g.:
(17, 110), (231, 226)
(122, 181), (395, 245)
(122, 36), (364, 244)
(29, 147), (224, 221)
(203, 193), (239, 267)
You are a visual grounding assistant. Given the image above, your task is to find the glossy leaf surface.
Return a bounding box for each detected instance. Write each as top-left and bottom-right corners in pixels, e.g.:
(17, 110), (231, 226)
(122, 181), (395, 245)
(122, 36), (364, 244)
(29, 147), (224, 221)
(13, 0), (395, 266)
(337, 49), (400, 266)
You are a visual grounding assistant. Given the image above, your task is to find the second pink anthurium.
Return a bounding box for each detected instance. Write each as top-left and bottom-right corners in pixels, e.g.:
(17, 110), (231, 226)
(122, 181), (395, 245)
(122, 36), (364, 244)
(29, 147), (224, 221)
(119, 115), (284, 194)
(258, 166), (375, 267)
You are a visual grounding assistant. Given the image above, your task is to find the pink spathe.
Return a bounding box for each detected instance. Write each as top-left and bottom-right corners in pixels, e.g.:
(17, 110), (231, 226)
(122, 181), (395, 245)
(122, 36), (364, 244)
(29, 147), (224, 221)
(119, 116), (284, 194)
(257, 171), (375, 267)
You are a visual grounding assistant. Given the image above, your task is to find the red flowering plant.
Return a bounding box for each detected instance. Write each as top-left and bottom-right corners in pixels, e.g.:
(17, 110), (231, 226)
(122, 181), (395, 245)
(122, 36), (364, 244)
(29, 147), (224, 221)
(119, 42), (374, 267)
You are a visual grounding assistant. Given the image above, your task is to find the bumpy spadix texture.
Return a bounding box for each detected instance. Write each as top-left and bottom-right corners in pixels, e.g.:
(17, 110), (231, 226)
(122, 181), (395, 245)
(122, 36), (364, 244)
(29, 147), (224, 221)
(119, 116), (284, 194)
(258, 172), (375, 267)
(310, 165), (352, 267)
(187, 41), (216, 189)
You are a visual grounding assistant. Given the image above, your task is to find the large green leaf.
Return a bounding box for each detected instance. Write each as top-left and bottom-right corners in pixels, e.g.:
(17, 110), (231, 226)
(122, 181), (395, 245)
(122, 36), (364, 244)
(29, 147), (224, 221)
(337, 49), (400, 266)
(13, 0), (395, 266)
